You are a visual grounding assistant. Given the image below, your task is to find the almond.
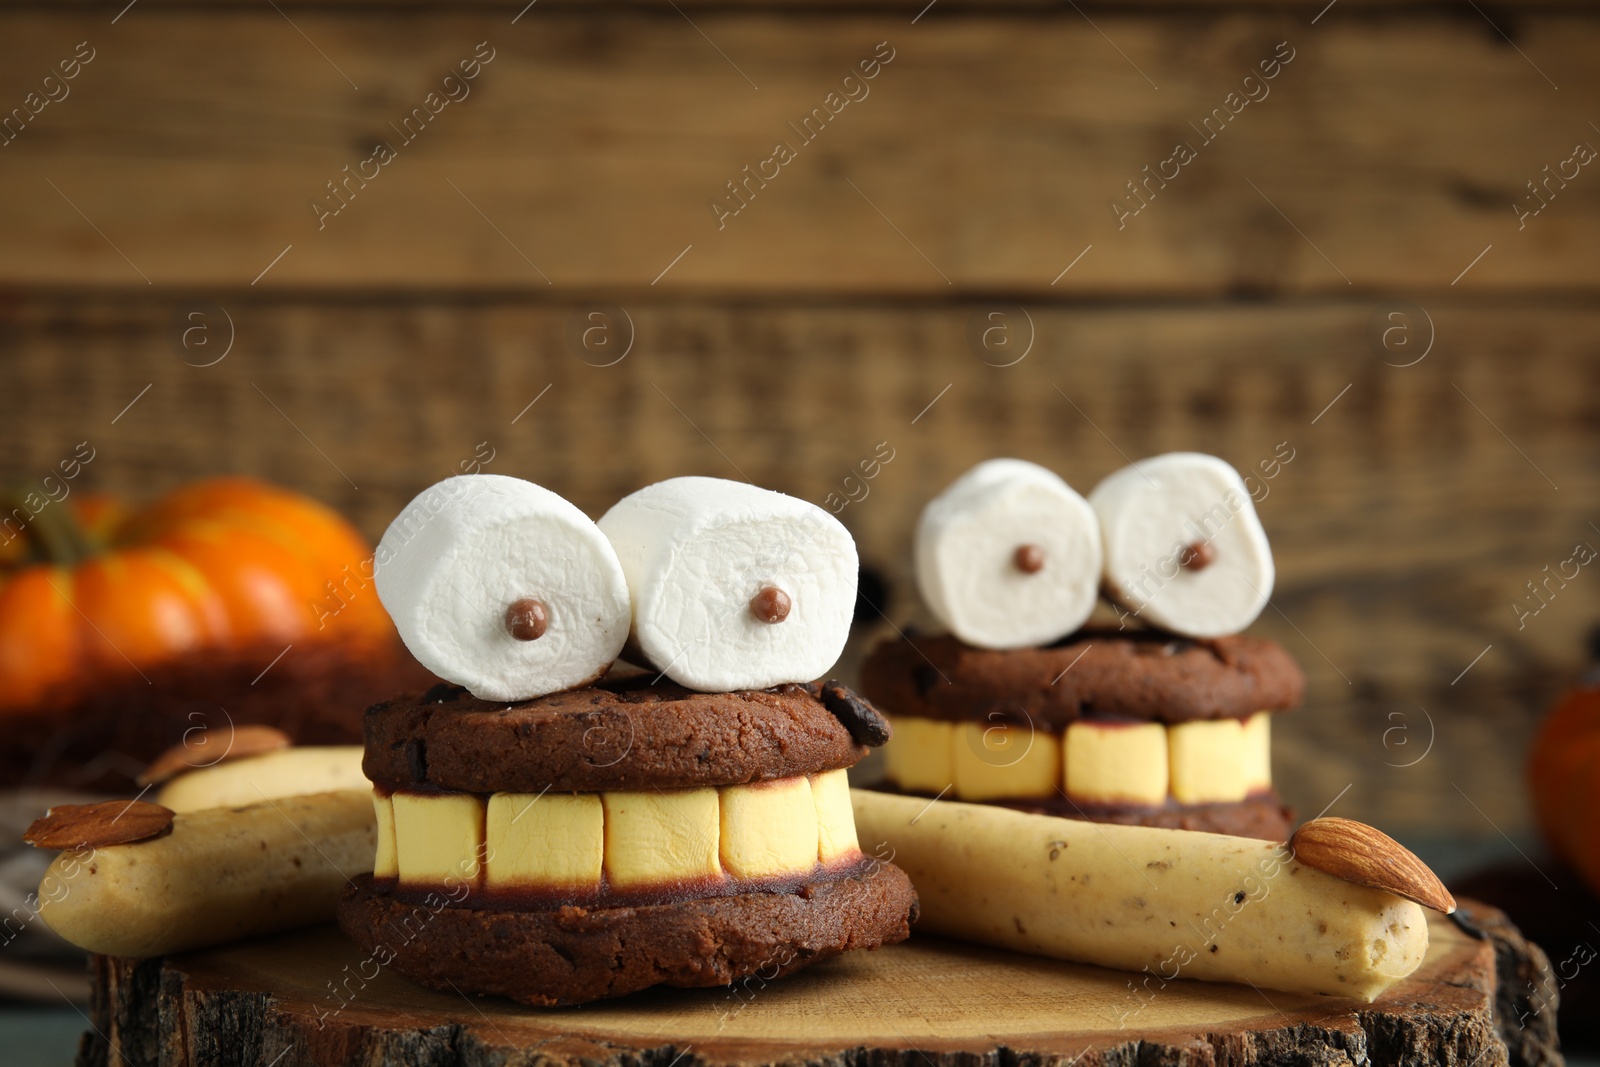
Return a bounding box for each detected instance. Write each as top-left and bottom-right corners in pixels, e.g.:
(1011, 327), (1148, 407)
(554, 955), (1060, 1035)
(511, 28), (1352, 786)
(24, 800), (175, 851)
(1290, 816), (1456, 914)
(138, 724), (292, 786)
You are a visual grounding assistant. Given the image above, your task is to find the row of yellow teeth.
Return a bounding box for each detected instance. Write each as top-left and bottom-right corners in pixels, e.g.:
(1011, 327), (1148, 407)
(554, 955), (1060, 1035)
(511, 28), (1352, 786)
(373, 768), (860, 892)
(883, 713), (1272, 806)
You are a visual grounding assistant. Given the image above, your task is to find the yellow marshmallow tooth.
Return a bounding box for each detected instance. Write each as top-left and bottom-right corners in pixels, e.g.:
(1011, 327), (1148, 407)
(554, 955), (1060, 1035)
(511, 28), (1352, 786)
(1169, 719), (1249, 804)
(883, 716), (955, 794)
(1064, 721), (1168, 806)
(720, 777), (820, 878)
(603, 788), (722, 888)
(485, 792), (604, 889)
(952, 721), (1061, 800)
(373, 791), (397, 879)
(811, 767), (861, 861)
(392, 792), (487, 886)
(1241, 712), (1273, 793)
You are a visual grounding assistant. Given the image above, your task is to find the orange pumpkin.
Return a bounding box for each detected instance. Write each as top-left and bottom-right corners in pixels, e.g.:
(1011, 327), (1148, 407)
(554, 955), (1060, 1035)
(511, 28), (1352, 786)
(1528, 680), (1600, 895)
(0, 478), (392, 713)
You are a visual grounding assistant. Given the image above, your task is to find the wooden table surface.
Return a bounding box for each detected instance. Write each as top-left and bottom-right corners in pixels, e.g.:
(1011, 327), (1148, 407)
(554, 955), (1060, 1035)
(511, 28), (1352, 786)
(76, 902), (1561, 1067)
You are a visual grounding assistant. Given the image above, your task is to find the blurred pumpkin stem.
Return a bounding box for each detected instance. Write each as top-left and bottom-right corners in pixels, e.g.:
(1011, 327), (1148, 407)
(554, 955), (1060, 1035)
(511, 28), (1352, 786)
(1, 491), (96, 567)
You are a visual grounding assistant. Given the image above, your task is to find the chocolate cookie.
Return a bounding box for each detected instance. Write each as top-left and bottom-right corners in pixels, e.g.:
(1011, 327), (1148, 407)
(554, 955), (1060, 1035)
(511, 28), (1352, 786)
(337, 860), (918, 1006)
(363, 675), (882, 793)
(1080, 793), (1291, 840)
(861, 628), (1304, 728)
(869, 782), (1292, 841)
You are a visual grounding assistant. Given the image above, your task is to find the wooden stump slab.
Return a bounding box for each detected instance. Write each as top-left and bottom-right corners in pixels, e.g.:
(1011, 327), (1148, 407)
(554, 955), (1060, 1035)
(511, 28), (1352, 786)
(75, 901), (1561, 1067)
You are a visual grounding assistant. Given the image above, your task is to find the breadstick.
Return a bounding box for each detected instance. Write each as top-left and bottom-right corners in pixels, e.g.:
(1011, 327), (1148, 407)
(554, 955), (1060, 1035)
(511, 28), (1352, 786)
(39, 790), (374, 957)
(154, 746), (367, 812)
(852, 789), (1429, 1001)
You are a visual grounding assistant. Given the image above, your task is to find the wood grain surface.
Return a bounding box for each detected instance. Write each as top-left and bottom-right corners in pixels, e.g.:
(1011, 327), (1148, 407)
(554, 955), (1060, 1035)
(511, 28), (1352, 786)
(0, 8), (1594, 292)
(2, 293), (1594, 837)
(74, 903), (1559, 1067)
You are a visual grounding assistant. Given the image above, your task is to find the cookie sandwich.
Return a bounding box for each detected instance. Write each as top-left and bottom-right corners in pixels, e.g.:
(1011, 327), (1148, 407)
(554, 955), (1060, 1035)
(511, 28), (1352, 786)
(862, 455), (1303, 839)
(338, 474), (916, 1006)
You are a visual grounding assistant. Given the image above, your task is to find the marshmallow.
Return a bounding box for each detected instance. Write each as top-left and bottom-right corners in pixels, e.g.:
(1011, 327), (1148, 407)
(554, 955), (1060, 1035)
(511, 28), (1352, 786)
(914, 459), (1102, 649)
(374, 475), (631, 701)
(1089, 453), (1274, 638)
(598, 476), (857, 691)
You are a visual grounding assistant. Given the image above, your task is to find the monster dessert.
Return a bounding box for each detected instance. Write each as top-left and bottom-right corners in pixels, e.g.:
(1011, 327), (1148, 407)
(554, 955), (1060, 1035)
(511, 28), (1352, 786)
(851, 454), (1454, 1002)
(338, 474), (916, 1006)
(862, 454), (1303, 839)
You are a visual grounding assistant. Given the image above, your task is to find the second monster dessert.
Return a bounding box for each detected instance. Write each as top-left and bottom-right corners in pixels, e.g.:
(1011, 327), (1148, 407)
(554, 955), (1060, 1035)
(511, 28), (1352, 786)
(338, 474), (916, 1006)
(862, 455), (1304, 840)
(863, 629), (1301, 838)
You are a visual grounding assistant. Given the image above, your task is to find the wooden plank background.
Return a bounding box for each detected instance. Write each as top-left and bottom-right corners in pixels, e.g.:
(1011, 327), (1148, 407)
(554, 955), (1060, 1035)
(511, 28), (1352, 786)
(4, 292), (1596, 835)
(2, 0), (1596, 841)
(0, 8), (1594, 292)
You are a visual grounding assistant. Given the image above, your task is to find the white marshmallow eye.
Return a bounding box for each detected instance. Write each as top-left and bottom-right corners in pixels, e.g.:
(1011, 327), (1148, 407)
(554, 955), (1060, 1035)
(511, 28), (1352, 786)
(914, 458), (1102, 650)
(598, 476), (858, 692)
(374, 474), (632, 702)
(1088, 452), (1274, 639)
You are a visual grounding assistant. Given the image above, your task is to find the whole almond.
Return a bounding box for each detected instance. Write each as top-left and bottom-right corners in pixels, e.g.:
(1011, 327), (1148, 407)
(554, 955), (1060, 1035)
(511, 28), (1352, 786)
(1290, 817), (1456, 914)
(24, 800), (175, 851)
(138, 724), (293, 786)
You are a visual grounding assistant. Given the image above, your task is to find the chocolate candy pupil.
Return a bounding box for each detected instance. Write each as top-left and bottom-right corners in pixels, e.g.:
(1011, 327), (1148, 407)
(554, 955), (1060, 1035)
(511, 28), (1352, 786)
(750, 586), (792, 624)
(1179, 541), (1216, 571)
(505, 598), (549, 641)
(1014, 544), (1045, 574)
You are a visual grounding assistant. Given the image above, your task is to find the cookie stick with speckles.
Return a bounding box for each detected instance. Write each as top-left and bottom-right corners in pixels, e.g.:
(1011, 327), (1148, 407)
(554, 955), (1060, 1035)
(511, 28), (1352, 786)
(852, 789), (1444, 1002)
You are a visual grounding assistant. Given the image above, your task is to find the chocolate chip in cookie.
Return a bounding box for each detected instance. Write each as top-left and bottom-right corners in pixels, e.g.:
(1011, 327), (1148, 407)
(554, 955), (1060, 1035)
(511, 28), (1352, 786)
(817, 679), (892, 747)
